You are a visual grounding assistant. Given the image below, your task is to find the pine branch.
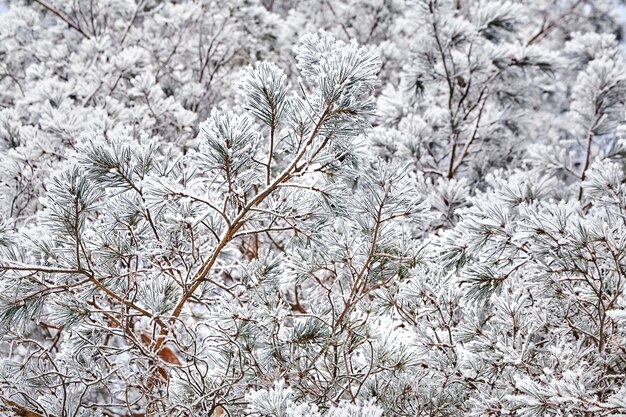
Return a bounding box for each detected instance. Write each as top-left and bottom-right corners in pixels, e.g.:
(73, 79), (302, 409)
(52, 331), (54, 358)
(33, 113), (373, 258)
(32, 0), (91, 39)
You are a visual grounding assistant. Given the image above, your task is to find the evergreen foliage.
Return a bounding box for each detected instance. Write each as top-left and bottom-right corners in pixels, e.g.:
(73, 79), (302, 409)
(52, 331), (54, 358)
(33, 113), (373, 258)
(1, 0), (626, 416)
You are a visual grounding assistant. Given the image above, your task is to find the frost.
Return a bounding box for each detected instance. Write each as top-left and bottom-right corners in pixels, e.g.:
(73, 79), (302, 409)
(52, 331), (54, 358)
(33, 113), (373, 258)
(1, 0), (626, 416)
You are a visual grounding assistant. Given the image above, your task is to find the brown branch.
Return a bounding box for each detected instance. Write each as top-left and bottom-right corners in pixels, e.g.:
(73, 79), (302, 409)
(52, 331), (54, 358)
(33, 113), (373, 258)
(577, 128), (594, 201)
(151, 103), (334, 354)
(1, 396), (48, 417)
(32, 0), (91, 39)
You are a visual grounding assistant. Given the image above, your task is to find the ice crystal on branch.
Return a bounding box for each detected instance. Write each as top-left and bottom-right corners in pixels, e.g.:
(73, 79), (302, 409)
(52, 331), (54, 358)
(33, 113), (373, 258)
(1, 0), (626, 416)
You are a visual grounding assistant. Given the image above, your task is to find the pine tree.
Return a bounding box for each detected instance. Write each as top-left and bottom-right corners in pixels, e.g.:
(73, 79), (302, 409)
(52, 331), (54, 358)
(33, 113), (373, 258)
(1, 1), (626, 416)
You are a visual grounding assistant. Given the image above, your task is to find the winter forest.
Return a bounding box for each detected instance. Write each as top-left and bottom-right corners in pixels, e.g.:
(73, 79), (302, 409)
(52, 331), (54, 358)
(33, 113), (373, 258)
(4, 0), (626, 416)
